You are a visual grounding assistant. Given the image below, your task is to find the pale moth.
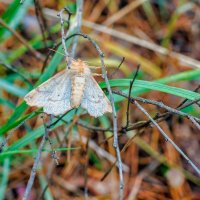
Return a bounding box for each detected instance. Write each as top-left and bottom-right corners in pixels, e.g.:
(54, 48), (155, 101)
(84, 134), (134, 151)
(24, 59), (112, 117)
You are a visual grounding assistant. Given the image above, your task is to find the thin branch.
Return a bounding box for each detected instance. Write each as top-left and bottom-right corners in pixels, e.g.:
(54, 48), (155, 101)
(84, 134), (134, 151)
(22, 115), (53, 200)
(133, 100), (200, 176)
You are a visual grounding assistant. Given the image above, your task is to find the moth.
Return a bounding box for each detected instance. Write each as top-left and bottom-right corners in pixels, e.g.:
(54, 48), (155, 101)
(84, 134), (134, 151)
(24, 59), (112, 117)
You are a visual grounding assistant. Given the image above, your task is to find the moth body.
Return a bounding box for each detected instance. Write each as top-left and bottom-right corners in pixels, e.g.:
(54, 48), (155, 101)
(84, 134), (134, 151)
(70, 75), (86, 108)
(69, 59), (91, 108)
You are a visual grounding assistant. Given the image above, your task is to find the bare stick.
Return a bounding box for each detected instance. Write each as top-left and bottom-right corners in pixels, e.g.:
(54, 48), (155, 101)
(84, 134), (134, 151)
(133, 100), (200, 176)
(22, 115), (53, 200)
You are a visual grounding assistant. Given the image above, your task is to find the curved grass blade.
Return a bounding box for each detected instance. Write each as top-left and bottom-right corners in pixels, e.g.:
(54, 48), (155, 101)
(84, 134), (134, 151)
(100, 79), (200, 100)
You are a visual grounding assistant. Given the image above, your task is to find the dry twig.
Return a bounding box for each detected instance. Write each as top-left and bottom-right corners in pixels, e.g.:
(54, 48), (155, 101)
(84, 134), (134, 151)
(65, 32), (124, 199)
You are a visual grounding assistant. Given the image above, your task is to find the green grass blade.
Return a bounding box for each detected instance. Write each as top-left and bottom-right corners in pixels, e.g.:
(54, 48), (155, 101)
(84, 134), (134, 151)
(100, 69), (200, 102)
(100, 79), (200, 101)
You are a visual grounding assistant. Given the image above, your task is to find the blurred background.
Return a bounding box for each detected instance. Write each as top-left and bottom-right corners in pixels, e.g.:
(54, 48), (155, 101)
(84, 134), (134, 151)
(0, 0), (200, 199)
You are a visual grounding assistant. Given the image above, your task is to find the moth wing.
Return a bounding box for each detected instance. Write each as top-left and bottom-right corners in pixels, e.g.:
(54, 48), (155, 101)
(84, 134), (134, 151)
(24, 70), (72, 116)
(81, 76), (112, 117)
